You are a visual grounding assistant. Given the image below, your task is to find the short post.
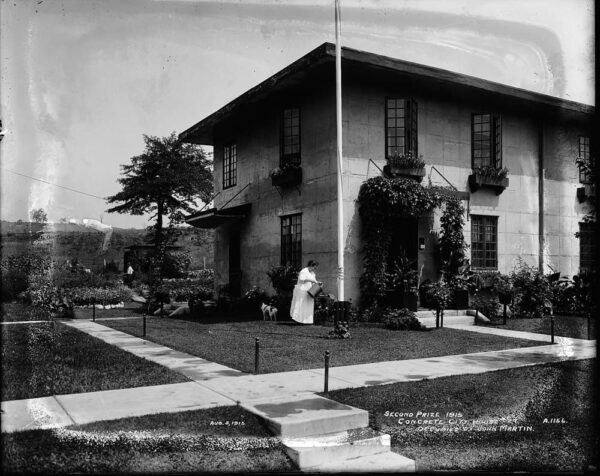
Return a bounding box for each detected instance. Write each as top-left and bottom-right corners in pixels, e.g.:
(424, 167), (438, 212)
(143, 302), (149, 337)
(255, 337), (260, 374)
(324, 350), (330, 393)
(587, 313), (591, 340)
(503, 303), (507, 325)
(550, 312), (555, 344)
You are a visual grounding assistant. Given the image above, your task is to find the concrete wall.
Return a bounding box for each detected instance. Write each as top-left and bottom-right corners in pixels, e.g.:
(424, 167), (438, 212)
(341, 74), (592, 303)
(203, 69), (591, 305)
(211, 78), (339, 296)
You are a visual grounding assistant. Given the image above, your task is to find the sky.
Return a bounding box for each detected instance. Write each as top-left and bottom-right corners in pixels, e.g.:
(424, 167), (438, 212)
(0, 0), (595, 229)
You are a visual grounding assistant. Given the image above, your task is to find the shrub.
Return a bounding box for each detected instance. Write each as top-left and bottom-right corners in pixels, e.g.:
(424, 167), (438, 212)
(267, 265), (298, 294)
(63, 286), (132, 307)
(187, 268), (215, 287)
(471, 295), (501, 320)
(52, 268), (120, 289)
(162, 251), (192, 279)
(314, 293), (336, 324)
(158, 278), (210, 302)
(1, 250), (52, 302)
(509, 260), (552, 318)
(424, 280), (452, 311)
(242, 286), (269, 306)
(382, 307), (422, 330)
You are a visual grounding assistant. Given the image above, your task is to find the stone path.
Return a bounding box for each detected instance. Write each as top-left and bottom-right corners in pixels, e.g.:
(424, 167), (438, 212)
(1, 319), (595, 472)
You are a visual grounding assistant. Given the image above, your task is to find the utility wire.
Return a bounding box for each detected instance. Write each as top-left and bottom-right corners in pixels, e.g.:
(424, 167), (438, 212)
(2, 167), (106, 200)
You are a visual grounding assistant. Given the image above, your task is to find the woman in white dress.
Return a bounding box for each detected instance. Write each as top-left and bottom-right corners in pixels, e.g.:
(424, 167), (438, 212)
(290, 260), (322, 324)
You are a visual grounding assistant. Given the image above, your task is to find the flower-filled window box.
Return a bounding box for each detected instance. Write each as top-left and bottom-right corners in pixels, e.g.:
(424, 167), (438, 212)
(384, 151), (426, 182)
(468, 166), (509, 195)
(577, 184), (596, 203)
(270, 164), (302, 187)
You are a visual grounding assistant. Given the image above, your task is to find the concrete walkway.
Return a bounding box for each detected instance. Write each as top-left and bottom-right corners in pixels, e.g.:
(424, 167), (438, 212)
(2, 321), (595, 433)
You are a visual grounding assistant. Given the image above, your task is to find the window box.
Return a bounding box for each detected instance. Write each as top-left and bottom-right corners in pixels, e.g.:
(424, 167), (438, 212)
(271, 166), (302, 187)
(577, 184), (596, 203)
(468, 169), (509, 195)
(384, 152), (425, 181)
(384, 165), (426, 182)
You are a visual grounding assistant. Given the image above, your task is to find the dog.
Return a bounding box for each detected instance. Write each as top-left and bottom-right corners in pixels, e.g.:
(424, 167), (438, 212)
(261, 302), (278, 321)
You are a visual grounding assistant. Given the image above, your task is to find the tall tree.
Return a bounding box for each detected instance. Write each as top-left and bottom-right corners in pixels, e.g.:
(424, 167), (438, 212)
(30, 208), (47, 223)
(106, 132), (212, 279)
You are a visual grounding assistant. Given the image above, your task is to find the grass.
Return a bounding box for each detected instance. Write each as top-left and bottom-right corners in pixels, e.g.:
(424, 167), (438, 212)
(101, 318), (544, 374)
(1, 302), (47, 322)
(2, 406), (297, 473)
(1, 321), (189, 401)
(322, 359), (597, 472)
(487, 314), (596, 340)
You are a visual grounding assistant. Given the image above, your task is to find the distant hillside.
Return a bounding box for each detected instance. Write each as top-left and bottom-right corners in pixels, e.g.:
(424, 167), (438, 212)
(0, 221), (214, 272)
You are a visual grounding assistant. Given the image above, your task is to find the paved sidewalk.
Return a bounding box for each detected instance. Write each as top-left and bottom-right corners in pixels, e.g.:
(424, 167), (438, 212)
(1, 321), (595, 433)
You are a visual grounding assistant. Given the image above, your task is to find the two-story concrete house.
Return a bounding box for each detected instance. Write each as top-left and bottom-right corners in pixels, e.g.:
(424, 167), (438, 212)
(181, 43), (595, 303)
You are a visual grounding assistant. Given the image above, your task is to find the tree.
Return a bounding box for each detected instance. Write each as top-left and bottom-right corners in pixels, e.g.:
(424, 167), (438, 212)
(106, 132), (212, 280)
(30, 208), (47, 223)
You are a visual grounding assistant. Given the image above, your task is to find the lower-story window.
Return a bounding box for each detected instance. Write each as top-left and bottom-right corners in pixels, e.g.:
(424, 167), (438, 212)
(471, 215), (498, 269)
(281, 214), (302, 268)
(579, 222), (595, 272)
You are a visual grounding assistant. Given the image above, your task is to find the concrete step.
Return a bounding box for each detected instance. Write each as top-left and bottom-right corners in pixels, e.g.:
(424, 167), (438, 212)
(417, 314), (474, 328)
(283, 427), (390, 469)
(241, 395), (369, 438)
(310, 451), (416, 472)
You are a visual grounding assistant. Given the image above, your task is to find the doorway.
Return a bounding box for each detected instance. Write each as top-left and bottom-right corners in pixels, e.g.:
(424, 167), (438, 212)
(228, 230), (241, 297)
(388, 216), (418, 270)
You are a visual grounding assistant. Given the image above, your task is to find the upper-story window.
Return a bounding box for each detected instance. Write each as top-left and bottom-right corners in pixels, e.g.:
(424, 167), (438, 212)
(281, 107), (300, 167)
(578, 136), (593, 184)
(385, 98), (418, 157)
(223, 143), (237, 189)
(472, 113), (502, 169)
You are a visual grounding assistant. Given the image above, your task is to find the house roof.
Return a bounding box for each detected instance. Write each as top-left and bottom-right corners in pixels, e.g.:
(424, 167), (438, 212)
(179, 42), (595, 146)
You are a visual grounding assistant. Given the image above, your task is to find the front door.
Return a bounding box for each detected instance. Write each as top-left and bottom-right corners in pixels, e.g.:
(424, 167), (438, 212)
(228, 230), (241, 297)
(388, 216), (418, 271)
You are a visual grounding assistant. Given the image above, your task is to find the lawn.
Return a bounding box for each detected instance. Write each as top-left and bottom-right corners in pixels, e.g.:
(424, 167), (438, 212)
(1, 302), (48, 322)
(322, 359), (597, 472)
(1, 322), (189, 401)
(487, 314), (596, 340)
(2, 406), (297, 473)
(102, 318), (545, 374)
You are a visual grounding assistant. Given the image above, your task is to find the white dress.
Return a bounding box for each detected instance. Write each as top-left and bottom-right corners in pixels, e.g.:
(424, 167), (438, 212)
(290, 267), (316, 324)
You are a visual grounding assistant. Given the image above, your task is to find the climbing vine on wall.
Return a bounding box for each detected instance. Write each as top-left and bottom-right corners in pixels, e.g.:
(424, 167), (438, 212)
(438, 197), (467, 280)
(357, 176), (461, 307)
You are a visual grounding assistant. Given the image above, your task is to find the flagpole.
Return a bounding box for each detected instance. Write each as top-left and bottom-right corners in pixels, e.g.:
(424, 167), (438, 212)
(335, 0), (344, 302)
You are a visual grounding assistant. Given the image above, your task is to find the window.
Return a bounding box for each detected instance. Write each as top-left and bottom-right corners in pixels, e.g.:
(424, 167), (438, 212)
(385, 98), (418, 157)
(281, 214), (302, 268)
(471, 215), (498, 269)
(472, 113), (502, 169)
(579, 222), (595, 272)
(281, 107), (300, 166)
(578, 136), (593, 184)
(223, 143), (237, 189)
